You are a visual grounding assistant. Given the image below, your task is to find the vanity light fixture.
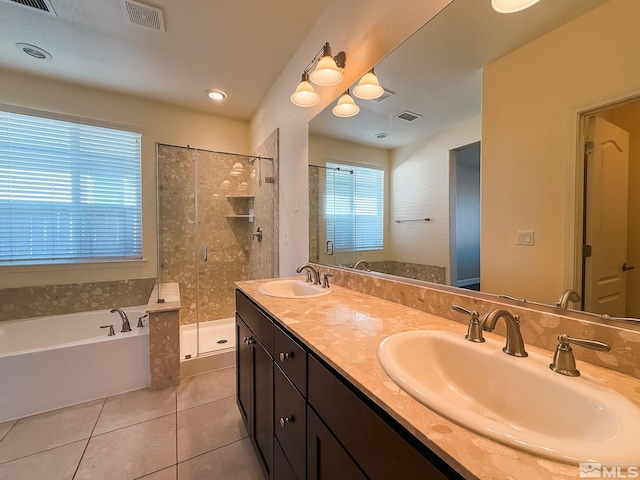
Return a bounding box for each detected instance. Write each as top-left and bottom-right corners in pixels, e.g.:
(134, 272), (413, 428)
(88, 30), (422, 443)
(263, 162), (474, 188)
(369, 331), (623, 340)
(290, 72), (320, 107)
(290, 42), (346, 107)
(309, 43), (345, 86)
(332, 90), (360, 118)
(491, 0), (540, 13)
(206, 89), (227, 101)
(353, 68), (384, 100)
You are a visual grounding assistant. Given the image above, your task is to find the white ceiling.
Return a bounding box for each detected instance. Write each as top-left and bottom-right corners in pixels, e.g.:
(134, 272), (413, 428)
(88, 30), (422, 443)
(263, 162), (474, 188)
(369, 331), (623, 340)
(0, 0), (329, 120)
(309, 0), (609, 149)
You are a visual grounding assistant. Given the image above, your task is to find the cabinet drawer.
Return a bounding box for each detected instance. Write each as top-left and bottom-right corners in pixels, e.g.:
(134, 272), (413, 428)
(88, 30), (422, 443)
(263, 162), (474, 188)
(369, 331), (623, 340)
(308, 356), (459, 480)
(274, 325), (307, 396)
(274, 366), (306, 480)
(236, 289), (273, 354)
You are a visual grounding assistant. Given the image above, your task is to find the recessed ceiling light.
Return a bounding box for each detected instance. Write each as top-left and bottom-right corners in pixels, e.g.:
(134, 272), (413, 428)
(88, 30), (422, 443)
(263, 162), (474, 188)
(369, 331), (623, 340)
(375, 133), (388, 139)
(206, 89), (227, 101)
(15, 43), (52, 60)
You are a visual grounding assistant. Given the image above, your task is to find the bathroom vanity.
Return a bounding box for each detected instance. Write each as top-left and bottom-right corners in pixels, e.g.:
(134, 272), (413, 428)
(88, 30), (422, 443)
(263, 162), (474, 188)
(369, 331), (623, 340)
(235, 278), (640, 479)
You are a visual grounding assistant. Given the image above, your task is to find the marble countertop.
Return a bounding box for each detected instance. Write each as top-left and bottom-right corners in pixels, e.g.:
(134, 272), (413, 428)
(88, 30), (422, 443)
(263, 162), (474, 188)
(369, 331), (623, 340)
(236, 278), (640, 480)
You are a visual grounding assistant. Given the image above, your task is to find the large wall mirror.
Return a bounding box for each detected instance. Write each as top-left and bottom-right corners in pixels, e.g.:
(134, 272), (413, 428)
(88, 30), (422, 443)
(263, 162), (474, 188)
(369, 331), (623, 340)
(308, 0), (640, 321)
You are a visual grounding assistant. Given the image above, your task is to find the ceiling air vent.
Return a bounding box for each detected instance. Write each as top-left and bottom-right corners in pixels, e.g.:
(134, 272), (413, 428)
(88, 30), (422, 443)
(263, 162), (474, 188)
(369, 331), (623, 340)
(121, 0), (165, 32)
(395, 111), (423, 122)
(0, 0), (57, 16)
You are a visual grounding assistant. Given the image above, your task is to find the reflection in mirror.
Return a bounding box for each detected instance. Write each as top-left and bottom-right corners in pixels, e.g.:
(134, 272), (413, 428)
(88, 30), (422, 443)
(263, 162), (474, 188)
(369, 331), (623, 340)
(308, 0), (640, 320)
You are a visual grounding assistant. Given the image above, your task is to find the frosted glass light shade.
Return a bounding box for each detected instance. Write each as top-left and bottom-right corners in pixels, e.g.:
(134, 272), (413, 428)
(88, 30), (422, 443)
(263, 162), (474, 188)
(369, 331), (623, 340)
(290, 79), (320, 107)
(491, 0), (540, 13)
(332, 91), (360, 117)
(353, 70), (384, 99)
(309, 55), (343, 86)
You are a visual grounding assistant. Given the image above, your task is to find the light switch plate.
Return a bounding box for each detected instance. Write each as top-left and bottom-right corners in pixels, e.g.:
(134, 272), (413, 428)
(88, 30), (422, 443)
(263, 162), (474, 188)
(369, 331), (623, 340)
(517, 230), (535, 246)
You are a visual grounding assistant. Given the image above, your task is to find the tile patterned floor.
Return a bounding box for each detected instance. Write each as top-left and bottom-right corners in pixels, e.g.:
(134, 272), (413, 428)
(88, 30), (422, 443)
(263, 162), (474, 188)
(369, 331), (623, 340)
(0, 367), (264, 480)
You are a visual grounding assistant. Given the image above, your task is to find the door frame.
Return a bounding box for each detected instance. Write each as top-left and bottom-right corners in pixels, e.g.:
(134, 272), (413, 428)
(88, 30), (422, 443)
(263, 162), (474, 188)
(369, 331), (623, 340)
(566, 88), (640, 299)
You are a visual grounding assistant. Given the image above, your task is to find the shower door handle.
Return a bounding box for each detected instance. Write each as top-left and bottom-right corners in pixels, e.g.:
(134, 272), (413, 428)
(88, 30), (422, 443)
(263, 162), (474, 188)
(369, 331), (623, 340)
(326, 240), (334, 256)
(203, 243), (208, 263)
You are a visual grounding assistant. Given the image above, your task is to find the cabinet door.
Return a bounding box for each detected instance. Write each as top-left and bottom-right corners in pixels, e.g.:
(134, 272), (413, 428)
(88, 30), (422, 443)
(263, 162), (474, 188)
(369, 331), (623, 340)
(254, 338), (274, 478)
(274, 438), (297, 480)
(307, 407), (367, 480)
(236, 315), (252, 429)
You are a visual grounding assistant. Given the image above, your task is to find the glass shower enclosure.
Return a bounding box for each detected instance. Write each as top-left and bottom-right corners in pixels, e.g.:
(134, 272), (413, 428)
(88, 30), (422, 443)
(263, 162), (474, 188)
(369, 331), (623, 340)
(157, 144), (277, 359)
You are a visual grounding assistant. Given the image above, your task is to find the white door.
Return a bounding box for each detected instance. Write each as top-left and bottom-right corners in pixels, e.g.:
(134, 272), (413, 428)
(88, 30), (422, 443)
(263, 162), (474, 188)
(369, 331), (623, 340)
(584, 116), (630, 316)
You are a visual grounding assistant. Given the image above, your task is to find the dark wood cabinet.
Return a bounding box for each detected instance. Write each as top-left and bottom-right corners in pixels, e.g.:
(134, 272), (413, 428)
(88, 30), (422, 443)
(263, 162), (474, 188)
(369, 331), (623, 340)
(236, 289), (461, 480)
(307, 407), (368, 480)
(236, 298), (274, 479)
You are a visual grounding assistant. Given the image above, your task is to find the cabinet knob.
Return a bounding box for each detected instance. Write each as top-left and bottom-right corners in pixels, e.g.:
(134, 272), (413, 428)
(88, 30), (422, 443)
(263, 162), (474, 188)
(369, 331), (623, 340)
(243, 336), (255, 345)
(279, 416), (293, 428)
(279, 352), (293, 361)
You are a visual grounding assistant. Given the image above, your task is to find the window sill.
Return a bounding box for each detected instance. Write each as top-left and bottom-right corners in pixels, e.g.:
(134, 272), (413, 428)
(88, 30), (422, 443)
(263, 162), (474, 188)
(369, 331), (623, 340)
(0, 258), (148, 273)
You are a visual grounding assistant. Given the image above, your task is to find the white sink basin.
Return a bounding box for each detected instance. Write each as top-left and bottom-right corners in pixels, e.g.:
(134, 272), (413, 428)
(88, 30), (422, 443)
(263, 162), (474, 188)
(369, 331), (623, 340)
(377, 330), (640, 464)
(257, 279), (331, 299)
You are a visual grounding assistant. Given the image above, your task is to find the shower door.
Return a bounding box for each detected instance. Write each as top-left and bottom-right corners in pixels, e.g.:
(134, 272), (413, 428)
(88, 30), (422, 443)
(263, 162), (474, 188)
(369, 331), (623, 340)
(157, 144), (277, 358)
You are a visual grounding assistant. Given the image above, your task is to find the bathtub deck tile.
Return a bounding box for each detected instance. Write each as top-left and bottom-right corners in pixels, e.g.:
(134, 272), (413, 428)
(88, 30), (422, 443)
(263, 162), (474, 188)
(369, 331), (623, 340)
(0, 421), (16, 443)
(75, 414), (176, 480)
(0, 399), (103, 464)
(176, 396), (247, 462)
(176, 367), (235, 411)
(93, 387), (177, 436)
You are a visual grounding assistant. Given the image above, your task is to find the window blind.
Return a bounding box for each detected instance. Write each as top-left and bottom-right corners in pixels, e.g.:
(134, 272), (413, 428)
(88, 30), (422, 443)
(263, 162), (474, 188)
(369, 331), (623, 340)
(326, 162), (384, 251)
(0, 111), (142, 263)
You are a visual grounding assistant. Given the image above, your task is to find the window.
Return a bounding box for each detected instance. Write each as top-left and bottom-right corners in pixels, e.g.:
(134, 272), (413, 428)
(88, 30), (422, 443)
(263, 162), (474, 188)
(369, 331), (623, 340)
(0, 110), (142, 264)
(326, 162), (384, 251)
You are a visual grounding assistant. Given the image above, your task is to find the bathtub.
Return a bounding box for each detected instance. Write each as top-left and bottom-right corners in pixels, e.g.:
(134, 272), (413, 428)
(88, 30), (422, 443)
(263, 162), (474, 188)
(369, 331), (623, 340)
(0, 306), (150, 422)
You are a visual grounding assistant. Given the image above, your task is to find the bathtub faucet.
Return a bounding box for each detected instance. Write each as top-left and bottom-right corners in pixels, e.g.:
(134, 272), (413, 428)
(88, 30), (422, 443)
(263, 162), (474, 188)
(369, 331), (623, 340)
(110, 308), (132, 333)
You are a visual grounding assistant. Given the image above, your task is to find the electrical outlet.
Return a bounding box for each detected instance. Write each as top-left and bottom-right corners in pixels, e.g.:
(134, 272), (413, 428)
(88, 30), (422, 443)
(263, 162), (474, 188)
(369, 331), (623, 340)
(517, 230), (535, 246)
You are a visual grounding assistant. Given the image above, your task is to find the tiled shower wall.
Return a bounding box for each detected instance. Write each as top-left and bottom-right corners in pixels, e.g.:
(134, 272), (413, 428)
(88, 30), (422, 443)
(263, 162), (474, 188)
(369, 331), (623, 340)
(158, 132), (278, 326)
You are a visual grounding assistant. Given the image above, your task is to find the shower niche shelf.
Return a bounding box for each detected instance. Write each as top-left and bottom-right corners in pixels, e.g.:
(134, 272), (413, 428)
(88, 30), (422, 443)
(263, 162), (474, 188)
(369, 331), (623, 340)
(226, 195), (255, 200)
(226, 215), (252, 219)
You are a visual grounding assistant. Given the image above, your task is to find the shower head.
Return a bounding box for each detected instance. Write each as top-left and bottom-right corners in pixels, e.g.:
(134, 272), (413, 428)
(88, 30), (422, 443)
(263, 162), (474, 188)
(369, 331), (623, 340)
(247, 157), (256, 166)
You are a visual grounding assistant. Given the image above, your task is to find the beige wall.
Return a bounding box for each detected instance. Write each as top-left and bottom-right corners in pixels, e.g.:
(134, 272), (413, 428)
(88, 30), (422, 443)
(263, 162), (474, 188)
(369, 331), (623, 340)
(391, 116), (481, 284)
(481, 0), (640, 305)
(250, 0), (453, 276)
(0, 68), (250, 289)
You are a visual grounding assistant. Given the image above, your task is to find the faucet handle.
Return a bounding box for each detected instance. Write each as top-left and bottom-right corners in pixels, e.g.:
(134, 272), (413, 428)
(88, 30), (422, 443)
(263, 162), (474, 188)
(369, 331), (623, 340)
(549, 333), (611, 376)
(100, 325), (116, 336)
(322, 273), (333, 289)
(451, 304), (484, 343)
(137, 314), (148, 328)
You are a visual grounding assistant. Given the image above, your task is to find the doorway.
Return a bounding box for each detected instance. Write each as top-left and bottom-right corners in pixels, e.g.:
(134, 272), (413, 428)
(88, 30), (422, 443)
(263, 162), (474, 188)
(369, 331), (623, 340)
(450, 142), (481, 290)
(580, 98), (640, 317)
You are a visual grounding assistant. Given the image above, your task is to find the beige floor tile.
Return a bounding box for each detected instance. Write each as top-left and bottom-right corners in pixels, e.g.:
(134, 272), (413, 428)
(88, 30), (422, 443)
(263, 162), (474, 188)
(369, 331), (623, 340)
(177, 368), (235, 411)
(94, 387), (176, 436)
(177, 396), (247, 462)
(75, 415), (176, 480)
(0, 421), (16, 443)
(0, 440), (86, 480)
(0, 399), (103, 464)
(137, 465), (177, 480)
(177, 438), (262, 480)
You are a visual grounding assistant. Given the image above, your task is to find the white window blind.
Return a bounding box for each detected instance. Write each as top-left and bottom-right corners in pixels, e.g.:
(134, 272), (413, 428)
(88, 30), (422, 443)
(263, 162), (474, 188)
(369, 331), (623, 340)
(326, 162), (384, 251)
(0, 111), (142, 263)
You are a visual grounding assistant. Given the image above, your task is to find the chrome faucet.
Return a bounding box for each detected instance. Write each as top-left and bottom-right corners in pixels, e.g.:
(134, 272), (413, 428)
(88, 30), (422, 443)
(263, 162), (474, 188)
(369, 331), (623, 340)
(296, 263), (321, 285)
(322, 272), (333, 289)
(354, 260), (371, 272)
(110, 307), (131, 333)
(555, 289), (581, 309)
(480, 309), (528, 357)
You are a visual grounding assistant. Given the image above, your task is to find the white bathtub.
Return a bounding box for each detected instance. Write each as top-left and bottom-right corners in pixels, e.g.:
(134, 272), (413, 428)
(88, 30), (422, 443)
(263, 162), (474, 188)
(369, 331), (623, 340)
(0, 306), (150, 422)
